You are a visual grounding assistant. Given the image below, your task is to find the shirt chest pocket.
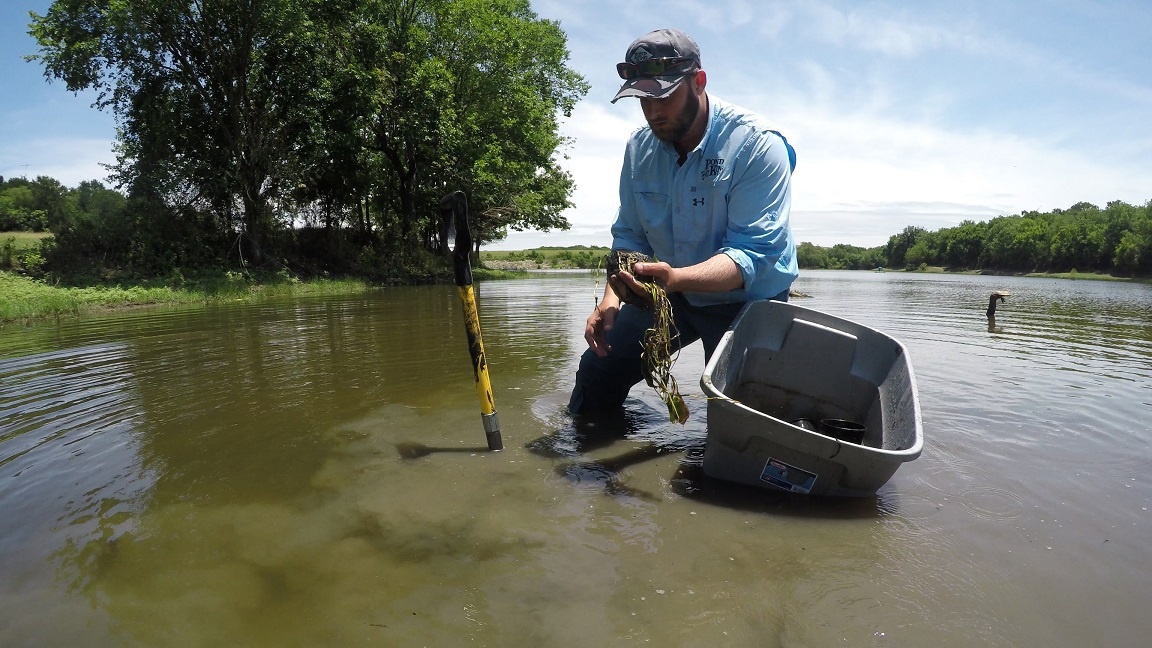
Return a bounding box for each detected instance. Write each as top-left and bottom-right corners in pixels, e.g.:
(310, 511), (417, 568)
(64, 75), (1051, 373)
(632, 183), (670, 214)
(628, 183), (673, 252)
(679, 175), (733, 253)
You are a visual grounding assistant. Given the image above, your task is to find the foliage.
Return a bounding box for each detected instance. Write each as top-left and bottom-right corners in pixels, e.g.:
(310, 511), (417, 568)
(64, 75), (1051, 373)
(796, 242), (885, 270)
(8, 157), (1150, 279)
(797, 199), (1152, 276)
(0, 176), (73, 231)
(481, 245), (610, 269)
(884, 226), (927, 269)
(27, 0), (587, 273)
(0, 237), (14, 270)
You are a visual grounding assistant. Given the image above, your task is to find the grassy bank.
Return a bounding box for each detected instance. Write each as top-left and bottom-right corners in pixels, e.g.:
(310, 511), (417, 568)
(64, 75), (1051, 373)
(480, 246), (610, 270)
(1023, 270), (1147, 282)
(1, 231), (52, 270)
(0, 265), (540, 324)
(912, 265), (1150, 283)
(0, 270), (372, 324)
(2, 231), (51, 250)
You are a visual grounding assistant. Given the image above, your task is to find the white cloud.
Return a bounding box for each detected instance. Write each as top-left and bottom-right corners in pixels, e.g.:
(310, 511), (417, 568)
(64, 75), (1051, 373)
(781, 106), (1149, 246)
(514, 85), (1149, 252)
(490, 2), (1152, 251)
(0, 137), (116, 187)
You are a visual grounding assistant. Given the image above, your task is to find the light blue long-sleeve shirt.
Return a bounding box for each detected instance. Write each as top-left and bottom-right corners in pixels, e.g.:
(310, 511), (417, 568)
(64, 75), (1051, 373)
(610, 95), (798, 306)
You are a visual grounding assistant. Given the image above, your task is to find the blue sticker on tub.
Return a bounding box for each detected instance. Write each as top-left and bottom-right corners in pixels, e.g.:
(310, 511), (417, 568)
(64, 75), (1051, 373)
(760, 458), (817, 494)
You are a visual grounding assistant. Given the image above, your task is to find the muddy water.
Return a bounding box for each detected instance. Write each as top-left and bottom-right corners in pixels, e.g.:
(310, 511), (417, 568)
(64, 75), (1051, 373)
(1, 271), (1150, 646)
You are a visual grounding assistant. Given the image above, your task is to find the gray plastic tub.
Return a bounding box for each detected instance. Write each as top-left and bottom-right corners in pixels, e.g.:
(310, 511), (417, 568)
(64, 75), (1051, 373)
(700, 300), (923, 497)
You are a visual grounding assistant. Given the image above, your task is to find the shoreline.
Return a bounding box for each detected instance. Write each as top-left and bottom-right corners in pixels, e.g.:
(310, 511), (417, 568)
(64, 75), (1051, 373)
(3, 265), (1147, 326)
(906, 266), (1150, 282)
(0, 271), (374, 327)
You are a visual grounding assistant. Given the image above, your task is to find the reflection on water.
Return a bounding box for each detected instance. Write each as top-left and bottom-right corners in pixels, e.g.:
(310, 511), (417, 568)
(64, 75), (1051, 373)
(1, 271), (1151, 646)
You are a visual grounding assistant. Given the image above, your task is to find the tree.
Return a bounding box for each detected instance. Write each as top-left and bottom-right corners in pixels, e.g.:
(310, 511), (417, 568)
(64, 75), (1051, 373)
(981, 215), (1051, 270)
(349, 0), (587, 254)
(904, 239), (934, 269)
(1111, 202), (1152, 275)
(795, 242), (885, 270)
(885, 226), (926, 269)
(30, 0), (586, 271)
(1048, 215), (1106, 271)
(435, 0), (585, 244)
(0, 184), (41, 231)
(31, 0), (369, 262)
(796, 241), (831, 269)
(943, 220), (985, 268)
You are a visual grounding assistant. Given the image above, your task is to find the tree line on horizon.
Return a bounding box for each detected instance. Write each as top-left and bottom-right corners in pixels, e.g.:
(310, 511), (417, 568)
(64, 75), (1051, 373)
(5, 173), (1149, 278)
(20, 0), (588, 280)
(798, 199), (1152, 276)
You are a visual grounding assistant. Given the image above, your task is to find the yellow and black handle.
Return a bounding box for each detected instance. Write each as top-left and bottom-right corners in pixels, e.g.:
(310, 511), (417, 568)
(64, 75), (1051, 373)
(441, 191), (502, 451)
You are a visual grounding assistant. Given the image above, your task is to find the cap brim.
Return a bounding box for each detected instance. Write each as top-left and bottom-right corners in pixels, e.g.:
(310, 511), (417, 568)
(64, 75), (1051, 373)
(611, 75), (687, 103)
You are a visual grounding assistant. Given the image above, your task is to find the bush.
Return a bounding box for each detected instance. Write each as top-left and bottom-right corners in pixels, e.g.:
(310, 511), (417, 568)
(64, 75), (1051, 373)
(47, 198), (230, 279)
(20, 249), (47, 276)
(1, 237), (13, 269)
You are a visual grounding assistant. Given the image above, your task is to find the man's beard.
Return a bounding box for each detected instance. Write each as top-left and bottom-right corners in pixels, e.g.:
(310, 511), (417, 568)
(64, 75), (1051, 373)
(651, 89), (700, 144)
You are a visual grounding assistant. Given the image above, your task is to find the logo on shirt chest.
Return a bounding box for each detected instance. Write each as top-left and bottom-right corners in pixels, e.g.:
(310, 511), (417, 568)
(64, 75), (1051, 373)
(701, 158), (724, 180)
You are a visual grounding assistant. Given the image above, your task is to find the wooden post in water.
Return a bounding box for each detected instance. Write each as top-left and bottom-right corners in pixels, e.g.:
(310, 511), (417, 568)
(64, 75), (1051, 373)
(441, 191), (502, 451)
(987, 291), (1010, 319)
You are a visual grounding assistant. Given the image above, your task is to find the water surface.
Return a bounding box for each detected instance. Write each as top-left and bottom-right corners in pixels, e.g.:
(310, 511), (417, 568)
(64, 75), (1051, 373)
(1, 271), (1150, 646)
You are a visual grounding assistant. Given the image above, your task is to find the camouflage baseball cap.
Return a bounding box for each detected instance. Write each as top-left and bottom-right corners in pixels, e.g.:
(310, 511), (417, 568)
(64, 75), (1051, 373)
(612, 28), (702, 103)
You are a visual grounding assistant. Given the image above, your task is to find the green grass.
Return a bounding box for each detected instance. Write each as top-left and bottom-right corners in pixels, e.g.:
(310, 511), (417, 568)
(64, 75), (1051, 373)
(1, 231), (51, 251)
(1, 232), (52, 271)
(1025, 270), (1141, 282)
(912, 265), (1149, 283)
(0, 270), (372, 324)
(480, 245), (610, 269)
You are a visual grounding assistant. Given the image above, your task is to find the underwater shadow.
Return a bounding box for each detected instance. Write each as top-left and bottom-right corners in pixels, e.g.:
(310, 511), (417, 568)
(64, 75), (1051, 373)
(526, 407), (687, 501)
(395, 442), (494, 459)
(668, 449), (887, 519)
(526, 408), (894, 519)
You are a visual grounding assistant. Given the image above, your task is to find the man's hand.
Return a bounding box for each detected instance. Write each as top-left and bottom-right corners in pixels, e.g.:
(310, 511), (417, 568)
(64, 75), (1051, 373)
(584, 303), (618, 357)
(611, 260), (674, 306)
(632, 261), (673, 288)
(607, 269), (654, 308)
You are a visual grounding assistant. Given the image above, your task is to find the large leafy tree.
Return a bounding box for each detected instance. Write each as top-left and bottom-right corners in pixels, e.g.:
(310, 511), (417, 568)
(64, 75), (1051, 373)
(885, 225), (926, 269)
(28, 0), (586, 270)
(434, 0), (586, 247)
(29, 0), (338, 261)
(348, 0), (587, 254)
(942, 220), (985, 268)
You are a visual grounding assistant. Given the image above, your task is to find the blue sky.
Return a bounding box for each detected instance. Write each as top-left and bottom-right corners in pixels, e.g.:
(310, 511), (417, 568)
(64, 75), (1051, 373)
(3, 1), (1150, 249)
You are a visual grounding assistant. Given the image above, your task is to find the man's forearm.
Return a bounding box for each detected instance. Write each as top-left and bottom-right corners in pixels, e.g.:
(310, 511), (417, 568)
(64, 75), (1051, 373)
(667, 253), (743, 293)
(598, 281), (622, 310)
